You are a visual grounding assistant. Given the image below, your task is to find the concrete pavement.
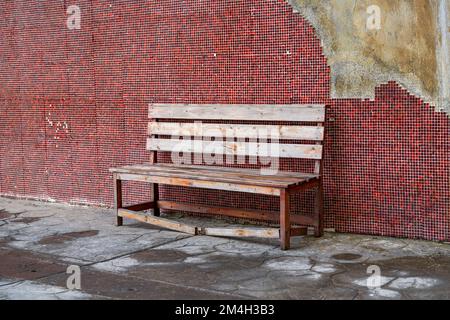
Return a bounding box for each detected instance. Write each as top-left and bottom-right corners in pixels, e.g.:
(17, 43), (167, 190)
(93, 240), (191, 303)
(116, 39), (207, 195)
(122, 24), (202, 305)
(0, 197), (449, 300)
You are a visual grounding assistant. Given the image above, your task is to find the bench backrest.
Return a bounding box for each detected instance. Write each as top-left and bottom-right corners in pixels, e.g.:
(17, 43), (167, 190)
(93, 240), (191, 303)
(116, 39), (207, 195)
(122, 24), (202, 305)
(147, 104), (326, 174)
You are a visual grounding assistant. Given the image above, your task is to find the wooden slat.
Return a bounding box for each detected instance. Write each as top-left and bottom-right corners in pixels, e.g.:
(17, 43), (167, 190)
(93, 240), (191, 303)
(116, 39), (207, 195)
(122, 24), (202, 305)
(291, 227), (308, 237)
(148, 163), (319, 179)
(148, 122), (324, 141)
(280, 189), (291, 250)
(287, 179), (320, 193)
(114, 173), (123, 227)
(200, 227), (279, 239)
(116, 173), (281, 196)
(153, 183), (160, 217)
(118, 209), (198, 235)
(115, 164), (310, 186)
(158, 200), (279, 222)
(119, 208), (308, 239)
(149, 104), (325, 122)
(157, 200), (316, 226)
(112, 166), (297, 188)
(147, 138), (323, 160)
(123, 202), (155, 212)
(314, 123), (324, 174)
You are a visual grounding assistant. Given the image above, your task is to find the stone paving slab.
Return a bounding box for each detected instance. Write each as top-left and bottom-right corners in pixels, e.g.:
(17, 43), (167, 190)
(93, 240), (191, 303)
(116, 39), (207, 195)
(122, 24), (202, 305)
(38, 267), (246, 300)
(0, 197), (449, 300)
(0, 198), (191, 263)
(0, 280), (98, 300)
(0, 247), (67, 281)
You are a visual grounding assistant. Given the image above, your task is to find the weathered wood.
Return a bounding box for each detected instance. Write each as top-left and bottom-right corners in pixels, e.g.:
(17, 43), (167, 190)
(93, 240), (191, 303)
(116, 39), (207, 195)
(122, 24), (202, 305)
(287, 179), (320, 193)
(200, 227), (280, 239)
(120, 210), (306, 239)
(139, 163), (319, 179)
(118, 209), (198, 235)
(110, 103), (326, 248)
(149, 122), (324, 141)
(147, 138), (323, 160)
(116, 173), (282, 196)
(157, 200), (315, 226)
(149, 104), (326, 122)
(151, 118), (159, 165)
(114, 174), (123, 227)
(314, 123), (324, 175)
(123, 202), (155, 212)
(112, 163), (315, 186)
(291, 227), (308, 237)
(111, 165), (311, 188)
(314, 183), (324, 237)
(150, 151), (157, 164)
(280, 189), (290, 250)
(158, 200), (278, 222)
(114, 169), (292, 188)
(153, 183), (160, 217)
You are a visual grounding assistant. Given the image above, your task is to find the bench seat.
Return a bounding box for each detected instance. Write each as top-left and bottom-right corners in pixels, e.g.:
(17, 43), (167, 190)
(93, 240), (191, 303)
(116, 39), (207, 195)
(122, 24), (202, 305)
(110, 163), (319, 195)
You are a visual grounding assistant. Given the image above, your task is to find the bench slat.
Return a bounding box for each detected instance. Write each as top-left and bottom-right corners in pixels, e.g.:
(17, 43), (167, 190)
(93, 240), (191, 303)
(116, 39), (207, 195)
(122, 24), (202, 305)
(148, 122), (324, 141)
(201, 227), (280, 239)
(112, 165), (315, 188)
(113, 164), (313, 185)
(118, 209), (198, 235)
(114, 170), (293, 188)
(147, 138), (323, 160)
(149, 104), (325, 122)
(151, 163), (318, 179)
(115, 173), (282, 196)
(157, 200), (316, 226)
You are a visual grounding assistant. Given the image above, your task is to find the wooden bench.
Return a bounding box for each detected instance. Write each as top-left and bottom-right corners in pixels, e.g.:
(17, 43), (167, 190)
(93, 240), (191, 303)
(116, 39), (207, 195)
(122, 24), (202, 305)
(110, 104), (326, 250)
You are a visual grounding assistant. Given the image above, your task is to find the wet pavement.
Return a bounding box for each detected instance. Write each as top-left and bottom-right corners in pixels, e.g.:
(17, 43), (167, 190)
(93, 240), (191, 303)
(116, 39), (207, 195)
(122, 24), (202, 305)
(0, 197), (449, 300)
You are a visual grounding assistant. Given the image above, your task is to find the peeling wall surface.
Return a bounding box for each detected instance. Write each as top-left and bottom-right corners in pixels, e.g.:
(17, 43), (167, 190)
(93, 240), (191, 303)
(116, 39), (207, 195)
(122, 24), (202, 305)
(0, 0), (449, 241)
(290, 0), (449, 111)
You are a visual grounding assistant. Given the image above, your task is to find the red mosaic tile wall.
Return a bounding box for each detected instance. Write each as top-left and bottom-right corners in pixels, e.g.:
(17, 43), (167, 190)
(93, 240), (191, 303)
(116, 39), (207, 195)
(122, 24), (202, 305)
(328, 83), (450, 241)
(0, 1), (448, 241)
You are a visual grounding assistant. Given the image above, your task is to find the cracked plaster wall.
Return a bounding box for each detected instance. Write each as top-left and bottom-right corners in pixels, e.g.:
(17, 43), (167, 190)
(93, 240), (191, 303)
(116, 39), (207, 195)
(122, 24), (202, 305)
(288, 0), (450, 111)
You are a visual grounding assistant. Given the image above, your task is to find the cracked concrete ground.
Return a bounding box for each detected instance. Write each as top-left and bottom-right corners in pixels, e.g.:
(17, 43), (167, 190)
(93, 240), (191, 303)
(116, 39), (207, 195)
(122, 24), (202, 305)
(0, 197), (449, 300)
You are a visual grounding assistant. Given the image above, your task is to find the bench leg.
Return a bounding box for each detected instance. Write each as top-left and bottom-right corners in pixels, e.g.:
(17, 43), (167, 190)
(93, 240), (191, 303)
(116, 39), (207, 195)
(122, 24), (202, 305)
(314, 183), (324, 237)
(280, 189), (291, 250)
(114, 174), (123, 227)
(153, 183), (160, 217)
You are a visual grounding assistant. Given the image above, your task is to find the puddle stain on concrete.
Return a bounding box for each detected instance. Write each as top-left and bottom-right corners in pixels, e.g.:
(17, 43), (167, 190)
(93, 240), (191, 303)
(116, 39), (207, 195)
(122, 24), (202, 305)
(332, 253), (363, 261)
(93, 250), (192, 273)
(0, 247), (68, 281)
(0, 236), (17, 246)
(0, 209), (26, 220)
(0, 209), (13, 220)
(12, 217), (42, 224)
(132, 249), (189, 264)
(38, 230), (99, 245)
